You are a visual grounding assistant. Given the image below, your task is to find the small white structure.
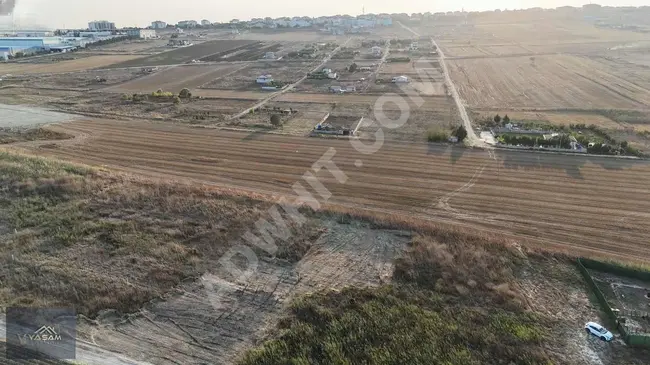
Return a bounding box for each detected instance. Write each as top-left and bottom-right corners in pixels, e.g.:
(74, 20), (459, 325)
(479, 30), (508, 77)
(330, 86), (344, 93)
(371, 46), (382, 57)
(360, 66), (372, 72)
(256, 74), (274, 84)
(201, 20), (211, 26)
(263, 52), (276, 59)
(392, 75), (409, 83)
(327, 72), (338, 79)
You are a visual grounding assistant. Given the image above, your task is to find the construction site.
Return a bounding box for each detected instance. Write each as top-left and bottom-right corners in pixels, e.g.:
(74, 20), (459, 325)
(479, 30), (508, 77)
(1, 6), (650, 365)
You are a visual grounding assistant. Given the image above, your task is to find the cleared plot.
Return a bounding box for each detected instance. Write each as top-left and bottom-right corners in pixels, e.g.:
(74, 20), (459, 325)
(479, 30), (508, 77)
(108, 64), (241, 93)
(0, 55), (143, 74)
(441, 46), (489, 58)
(27, 119), (650, 264)
(479, 45), (531, 56)
(448, 54), (650, 109)
(202, 61), (315, 90)
(105, 40), (258, 68)
(0, 104), (78, 127)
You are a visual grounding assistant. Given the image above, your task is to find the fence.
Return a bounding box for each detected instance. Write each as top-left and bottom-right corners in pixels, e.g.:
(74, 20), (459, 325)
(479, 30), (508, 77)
(576, 258), (650, 348)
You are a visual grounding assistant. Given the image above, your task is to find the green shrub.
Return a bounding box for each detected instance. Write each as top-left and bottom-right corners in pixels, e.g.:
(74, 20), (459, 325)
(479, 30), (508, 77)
(427, 127), (450, 142)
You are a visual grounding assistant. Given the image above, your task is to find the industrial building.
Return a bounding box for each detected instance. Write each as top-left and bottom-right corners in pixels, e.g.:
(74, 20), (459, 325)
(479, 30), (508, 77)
(126, 29), (156, 39)
(88, 20), (116, 31)
(177, 20), (198, 28)
(0, 37), (64, 54)
(151, 21), (167, 29)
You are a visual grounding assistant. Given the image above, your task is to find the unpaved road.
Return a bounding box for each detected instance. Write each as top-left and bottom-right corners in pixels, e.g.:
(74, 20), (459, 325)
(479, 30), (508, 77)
(19, 119), (650, 265)
(398, 22), (482, 146)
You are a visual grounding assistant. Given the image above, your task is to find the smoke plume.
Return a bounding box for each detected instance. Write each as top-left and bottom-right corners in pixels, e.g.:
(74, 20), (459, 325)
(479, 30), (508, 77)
(0, 0), (17, 16)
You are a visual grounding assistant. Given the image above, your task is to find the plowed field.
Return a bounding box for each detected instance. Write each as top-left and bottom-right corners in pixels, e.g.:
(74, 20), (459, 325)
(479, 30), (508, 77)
(448, 54), (650, 109)
(22, 119), (650, 264)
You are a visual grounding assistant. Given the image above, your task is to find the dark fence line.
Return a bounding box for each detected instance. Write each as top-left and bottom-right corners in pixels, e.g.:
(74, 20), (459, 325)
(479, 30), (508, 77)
(576, 258), (650, 348)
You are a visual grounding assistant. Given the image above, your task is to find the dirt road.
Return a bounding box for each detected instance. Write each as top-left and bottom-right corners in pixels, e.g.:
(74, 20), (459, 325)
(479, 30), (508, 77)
(20, 119), (650, 265)
(229, 37), (353, 120)
(398, 22), (482, 146)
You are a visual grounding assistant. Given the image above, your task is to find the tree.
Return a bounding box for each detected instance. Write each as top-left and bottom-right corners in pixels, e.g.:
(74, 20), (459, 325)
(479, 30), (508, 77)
(494, 114), (502, 123)
(171, 33), (179, 39)
(503, 115), (510, 123)
(173, 96), (181, 104)
(620, 141), (628, 149)
(348, 62), (358, 72)
(454, 125), (468, 142)
(270, 114), (282, 127)
(179, 88), (192, 99)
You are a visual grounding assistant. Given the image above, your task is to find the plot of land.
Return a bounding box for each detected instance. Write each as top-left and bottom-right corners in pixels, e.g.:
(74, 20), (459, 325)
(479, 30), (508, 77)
(448, 54), (650, 109)
(0, 55), (144, 74)
(105, 40), (258, 68)
(201, 61), (315, 90)
(476, 111), (624, 130)
(108, 64), (243, 93)
(21, 119), (650, 265)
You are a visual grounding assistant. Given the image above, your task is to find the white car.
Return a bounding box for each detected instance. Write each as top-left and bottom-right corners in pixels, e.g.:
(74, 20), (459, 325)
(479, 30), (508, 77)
(585, 322), (613, 341)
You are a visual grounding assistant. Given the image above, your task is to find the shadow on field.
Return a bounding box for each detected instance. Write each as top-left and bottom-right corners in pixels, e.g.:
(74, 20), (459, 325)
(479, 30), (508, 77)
(241, 130), (269, 141)
(426, 143), (468, 165)
(495, 148), (649, 179)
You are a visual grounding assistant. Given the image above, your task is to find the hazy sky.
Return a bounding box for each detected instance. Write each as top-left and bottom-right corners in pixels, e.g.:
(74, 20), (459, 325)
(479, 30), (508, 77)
(2, 0), (650, 29)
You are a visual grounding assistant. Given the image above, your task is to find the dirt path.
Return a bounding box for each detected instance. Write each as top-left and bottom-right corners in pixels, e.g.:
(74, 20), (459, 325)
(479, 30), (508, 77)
(229, 37), (353, 120)
(397, 22), (483, 147)
(67, 220), (407, 364)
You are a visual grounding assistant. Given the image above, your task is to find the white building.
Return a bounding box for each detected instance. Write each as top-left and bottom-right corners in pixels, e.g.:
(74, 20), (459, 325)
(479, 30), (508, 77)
(256, 74), (274, 84)
(151, 21), (167, 29)
(201, 19), (211, 26)
(177, 20), (198, 28)
(127, 29), (156, 39)
(371, 46), (382, 56)
(88, 20), (116, 31)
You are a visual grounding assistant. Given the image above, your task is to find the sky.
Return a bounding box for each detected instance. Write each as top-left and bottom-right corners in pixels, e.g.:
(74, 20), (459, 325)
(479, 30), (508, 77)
(1, 0), (650, 29)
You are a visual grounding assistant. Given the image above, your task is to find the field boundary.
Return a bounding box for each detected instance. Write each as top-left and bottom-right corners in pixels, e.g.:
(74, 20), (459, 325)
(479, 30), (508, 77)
(577, 258), (650, 348)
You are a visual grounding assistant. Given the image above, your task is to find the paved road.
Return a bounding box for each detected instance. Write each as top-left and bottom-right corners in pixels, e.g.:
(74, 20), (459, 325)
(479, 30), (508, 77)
(397, 22), (483, 147)
(229, 37), (353, 120)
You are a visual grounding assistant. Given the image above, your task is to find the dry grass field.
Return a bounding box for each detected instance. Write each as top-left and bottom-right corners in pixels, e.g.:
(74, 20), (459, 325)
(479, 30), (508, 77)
(16, 119), (650, 265)
(0, 55), (144, 74)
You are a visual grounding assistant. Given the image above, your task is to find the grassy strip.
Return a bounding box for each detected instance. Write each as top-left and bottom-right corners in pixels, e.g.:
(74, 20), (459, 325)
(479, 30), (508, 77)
(0, 152), (320, 317)
(239, 236), (551, 365)
(0, 128), (72, 144)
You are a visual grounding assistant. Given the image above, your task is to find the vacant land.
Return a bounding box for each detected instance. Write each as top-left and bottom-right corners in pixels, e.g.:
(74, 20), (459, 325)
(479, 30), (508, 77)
(0, 55), (144, 74)
(105, 40), (258, 68)
(448, 54), (650, 109)
(0, 150), (646, 364)
(109, 64), (243, 93)
(18, 119), (650, 265)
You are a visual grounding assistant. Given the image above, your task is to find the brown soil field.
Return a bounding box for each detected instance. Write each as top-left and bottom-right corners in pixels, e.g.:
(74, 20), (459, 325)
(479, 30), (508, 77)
(448, 54), (650, 109)
(0, 55), (144, 74)
(105, 40), (258, 68)
(108, 64), (243, 93)
(22, 119), (650, 265)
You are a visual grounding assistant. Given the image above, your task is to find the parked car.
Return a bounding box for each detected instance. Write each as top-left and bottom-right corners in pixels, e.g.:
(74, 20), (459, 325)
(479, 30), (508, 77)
(585, 322), (613, 341)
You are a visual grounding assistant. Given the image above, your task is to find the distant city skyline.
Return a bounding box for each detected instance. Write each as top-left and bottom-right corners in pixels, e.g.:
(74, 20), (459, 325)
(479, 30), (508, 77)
(1, 0), (649, 29)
